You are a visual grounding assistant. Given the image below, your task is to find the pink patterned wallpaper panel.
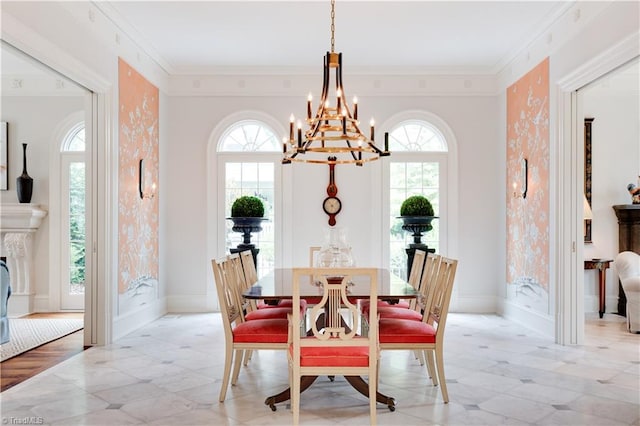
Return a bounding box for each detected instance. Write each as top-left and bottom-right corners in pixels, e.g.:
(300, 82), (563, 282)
(506, 57), (550, 309)
(117, 58), (159, 314)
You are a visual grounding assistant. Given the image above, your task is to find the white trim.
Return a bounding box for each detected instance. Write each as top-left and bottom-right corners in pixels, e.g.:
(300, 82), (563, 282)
(166, 295), (212, 313)
(554, 34), (639, 346)
(452, 296), (497, 314)
(503, 300), (555, 340)
(112, 297), (166, 341)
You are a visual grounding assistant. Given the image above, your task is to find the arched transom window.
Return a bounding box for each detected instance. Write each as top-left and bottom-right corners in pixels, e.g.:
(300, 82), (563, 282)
(388, 120), (447, 152)
(219, 120), (280, 152)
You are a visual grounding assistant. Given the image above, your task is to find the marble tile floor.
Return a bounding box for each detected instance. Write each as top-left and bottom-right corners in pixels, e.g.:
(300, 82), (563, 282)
(1, 313), (638, 425)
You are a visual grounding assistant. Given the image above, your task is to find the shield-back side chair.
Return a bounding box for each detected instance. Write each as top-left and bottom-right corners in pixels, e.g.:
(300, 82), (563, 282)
(378, 257), (458, 403)
(288, 267), (380, 425)
(211, 257), (289, 402)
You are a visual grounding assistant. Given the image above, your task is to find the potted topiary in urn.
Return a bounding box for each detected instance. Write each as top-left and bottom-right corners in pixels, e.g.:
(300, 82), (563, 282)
(227, 196), (267, 264)
(399, 195), (437, 238)
(398, 195), (438, 277)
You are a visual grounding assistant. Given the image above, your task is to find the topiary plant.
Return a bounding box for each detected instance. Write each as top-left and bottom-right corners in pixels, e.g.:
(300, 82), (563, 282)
(400, 195), (434, 217)
(231, 195), (265, 218)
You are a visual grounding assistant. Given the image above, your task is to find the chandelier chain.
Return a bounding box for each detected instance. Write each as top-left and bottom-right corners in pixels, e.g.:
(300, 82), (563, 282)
(330, 0), (335, 53)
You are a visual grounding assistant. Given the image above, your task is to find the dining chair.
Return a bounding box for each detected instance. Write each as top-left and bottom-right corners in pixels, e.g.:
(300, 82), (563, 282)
(373, 253), (441, 369)
(378, 257), (458, 403)
(361, 249), (426, 316)
(309, 246), (321, 266)
(238, 249), (302, 310)
(211, 257), (289, 402)
(225, 254), (297, 321)
(288, 267), (379, 425)
(376, 253), (441, 321)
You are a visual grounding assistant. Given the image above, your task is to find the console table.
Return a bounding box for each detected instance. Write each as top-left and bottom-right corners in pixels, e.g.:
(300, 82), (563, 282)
(584, 259), (613, 318)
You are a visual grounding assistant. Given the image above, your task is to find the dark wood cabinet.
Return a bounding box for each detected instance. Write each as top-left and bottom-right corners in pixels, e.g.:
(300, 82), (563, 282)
(612, 204), (640, 315)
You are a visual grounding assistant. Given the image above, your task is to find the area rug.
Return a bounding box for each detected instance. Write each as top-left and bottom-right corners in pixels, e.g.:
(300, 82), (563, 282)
(0, 318), (83, 362)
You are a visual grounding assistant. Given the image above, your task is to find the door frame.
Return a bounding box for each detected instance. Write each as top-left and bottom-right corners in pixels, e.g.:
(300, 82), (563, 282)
(555, 34), (638, 345)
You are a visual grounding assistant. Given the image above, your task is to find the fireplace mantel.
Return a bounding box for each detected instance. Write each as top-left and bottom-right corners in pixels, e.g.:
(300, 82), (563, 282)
(0, 203), (47, 232)
(1, 203), (48, 316)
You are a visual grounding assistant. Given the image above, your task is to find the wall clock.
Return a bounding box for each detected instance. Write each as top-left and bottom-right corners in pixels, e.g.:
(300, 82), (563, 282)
(323, 157), (341, 226)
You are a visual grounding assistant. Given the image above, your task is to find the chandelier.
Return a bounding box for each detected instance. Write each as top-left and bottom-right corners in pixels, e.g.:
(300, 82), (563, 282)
(282, 0), (390, 166)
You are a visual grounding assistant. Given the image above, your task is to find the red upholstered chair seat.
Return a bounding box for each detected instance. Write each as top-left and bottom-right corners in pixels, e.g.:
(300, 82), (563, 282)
(377, 306), (423, 321)
(379, 318), (436, 344)
(245, 307), (294, 321)
(258, 299), (308, 310)
(289, 338), (370, 367)
(361, 299), (410, 316)
(233, 318), (289, 343)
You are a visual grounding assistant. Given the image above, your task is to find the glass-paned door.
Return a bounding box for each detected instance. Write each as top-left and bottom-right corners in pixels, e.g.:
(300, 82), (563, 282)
(387, 120), (448, 280)
(224, 161), (275, 277)
(61, 125), (85, 310)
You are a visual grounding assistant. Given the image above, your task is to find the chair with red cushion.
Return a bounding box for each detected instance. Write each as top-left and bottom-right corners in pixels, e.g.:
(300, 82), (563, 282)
(225, 254), (307, 366)
(288, 268), (379, 424)
(238, 249), (305, 310)
(361, 249), (426, 315)
(377, 253), (441, 321)
(378, 257), (458, 403)
(212, 257), (289, 402)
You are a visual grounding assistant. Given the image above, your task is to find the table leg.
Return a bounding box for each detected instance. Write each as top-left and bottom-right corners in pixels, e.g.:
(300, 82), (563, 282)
(598, 268), (606, 318)
(344, 376), (396, 412)
(264, 376), (318, 411)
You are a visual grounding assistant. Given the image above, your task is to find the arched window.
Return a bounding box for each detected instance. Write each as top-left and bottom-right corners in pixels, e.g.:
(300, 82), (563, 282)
(388, 119), (449, 280)
(219, 120), (281, 152)
(217, 120), (281, 277)
(60, 122), (86, 310)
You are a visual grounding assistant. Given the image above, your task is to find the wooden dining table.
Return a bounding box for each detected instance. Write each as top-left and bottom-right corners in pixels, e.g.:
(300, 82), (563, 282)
(242, 267), (418, 412)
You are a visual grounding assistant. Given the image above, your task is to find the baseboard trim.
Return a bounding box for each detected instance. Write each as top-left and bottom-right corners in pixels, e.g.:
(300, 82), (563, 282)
(112, 298), (167, 341)
(166, 295), (217, 313)
(450, 295), (497, 313)
(502, 299), (554, 339)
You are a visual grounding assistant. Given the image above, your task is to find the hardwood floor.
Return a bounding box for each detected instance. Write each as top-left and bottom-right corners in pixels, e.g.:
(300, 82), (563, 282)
(1, 312), (86, 392)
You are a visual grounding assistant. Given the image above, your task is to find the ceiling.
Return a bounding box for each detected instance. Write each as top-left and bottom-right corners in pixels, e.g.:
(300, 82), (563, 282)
(97, 0), (570, 75)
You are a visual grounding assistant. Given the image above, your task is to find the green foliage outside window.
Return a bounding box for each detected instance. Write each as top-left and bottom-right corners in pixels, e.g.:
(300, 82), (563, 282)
(69, 162), (85, 285)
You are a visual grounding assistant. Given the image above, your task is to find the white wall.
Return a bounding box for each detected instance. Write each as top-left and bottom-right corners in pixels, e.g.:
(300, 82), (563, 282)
(4, 0), (638, 343)
(0, 96), (84, 310)
(496, 0), (639, 337)
(583, 74), (640, 313)
(165, 94), (500, 313)
(2, 1), (171, 341)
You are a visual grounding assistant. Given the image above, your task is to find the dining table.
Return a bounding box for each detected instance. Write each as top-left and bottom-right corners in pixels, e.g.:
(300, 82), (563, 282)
(242, 267), (418, 412)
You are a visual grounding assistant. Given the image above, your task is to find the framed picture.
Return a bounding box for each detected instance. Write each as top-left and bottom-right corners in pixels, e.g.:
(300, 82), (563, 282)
(1, 122), (7, 191)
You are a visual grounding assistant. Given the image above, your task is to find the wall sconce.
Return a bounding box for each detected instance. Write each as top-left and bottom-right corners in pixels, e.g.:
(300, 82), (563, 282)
(139, 159), (156, 199)
(512, 158), (528, 199)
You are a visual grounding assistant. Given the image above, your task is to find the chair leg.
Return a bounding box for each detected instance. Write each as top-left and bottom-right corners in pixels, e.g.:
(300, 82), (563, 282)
(231, 349), (244, 385)
(292, 372), (300, 425)
(369, 368), (377, 425)
(219, 344), (234, 402)
(243, 349), (253, 366)
(435, 345), (449, 403)
(425, 350), (437, 386)
(414, 349), (425, 366)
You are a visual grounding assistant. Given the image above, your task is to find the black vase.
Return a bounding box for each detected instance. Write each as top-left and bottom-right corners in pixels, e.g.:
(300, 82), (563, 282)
(16, 143), (33, 204)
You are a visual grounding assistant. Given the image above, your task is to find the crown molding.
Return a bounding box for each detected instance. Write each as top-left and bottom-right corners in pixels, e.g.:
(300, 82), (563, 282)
(167, 73), (498, 97)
